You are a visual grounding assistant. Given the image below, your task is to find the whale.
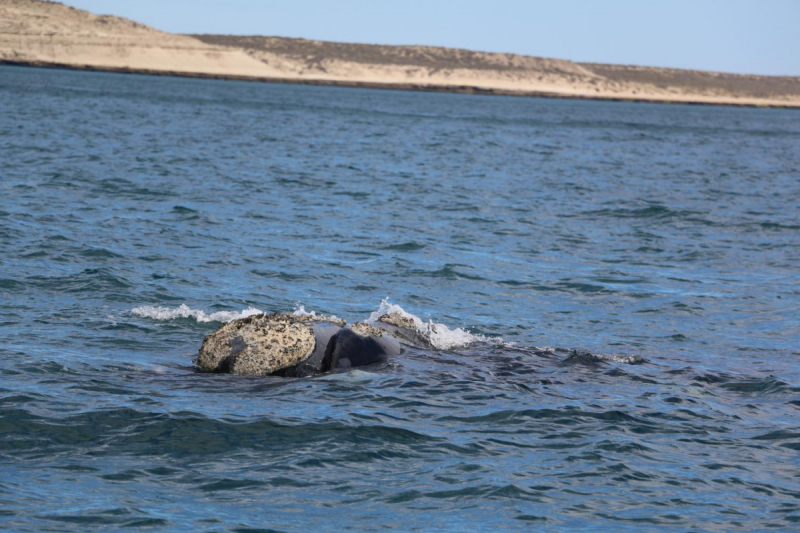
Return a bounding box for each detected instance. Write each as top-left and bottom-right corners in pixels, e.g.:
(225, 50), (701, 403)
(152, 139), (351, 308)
(195, 310), (644, 376)
(196, 312), (409, 377)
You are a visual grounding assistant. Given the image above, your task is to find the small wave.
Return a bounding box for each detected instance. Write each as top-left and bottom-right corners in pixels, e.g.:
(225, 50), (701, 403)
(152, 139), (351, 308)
(131, 304), (263, 324)
(366, 298), (486, 350)
(28, 268), (131, 293)
(292, 304), (315, 317)
(584, 205), (698, 220)
(591, 352), (645, 364)
(563, 350), (645, 365)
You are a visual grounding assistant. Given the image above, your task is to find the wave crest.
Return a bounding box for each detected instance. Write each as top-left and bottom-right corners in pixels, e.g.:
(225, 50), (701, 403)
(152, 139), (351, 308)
(367, 298), (485, 350)
(131, 304), (263, 324)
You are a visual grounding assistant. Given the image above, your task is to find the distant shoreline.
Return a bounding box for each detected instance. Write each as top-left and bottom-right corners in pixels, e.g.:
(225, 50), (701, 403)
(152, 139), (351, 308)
(4, 0), (799, 111)
(4, 60), (797, 110)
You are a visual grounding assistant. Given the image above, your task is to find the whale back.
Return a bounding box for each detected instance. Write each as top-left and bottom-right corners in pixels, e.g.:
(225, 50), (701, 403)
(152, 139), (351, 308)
(323, 328), (402, 372)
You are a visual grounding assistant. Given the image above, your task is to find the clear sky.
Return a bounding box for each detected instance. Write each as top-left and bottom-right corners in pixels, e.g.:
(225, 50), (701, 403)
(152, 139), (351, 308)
(62, 0), (800, 76)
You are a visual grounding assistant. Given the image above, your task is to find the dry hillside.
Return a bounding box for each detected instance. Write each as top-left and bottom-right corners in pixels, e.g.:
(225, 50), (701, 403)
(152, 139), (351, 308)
(0, 0), (280, 77)
(2, 0), (799, 107)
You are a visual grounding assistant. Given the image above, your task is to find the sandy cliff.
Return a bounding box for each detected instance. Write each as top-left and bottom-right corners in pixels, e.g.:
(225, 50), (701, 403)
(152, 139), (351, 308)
(2, 0), (799, 108)
(0, 0), (280, 77)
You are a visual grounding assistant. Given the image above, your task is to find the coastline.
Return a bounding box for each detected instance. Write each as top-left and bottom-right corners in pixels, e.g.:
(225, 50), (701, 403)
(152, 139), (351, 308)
(2, 0), (799, 110)
(3, 60), (797, 109)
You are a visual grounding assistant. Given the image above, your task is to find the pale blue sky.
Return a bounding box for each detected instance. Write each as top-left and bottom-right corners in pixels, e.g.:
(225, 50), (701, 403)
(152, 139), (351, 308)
(63, 0), (799, 76)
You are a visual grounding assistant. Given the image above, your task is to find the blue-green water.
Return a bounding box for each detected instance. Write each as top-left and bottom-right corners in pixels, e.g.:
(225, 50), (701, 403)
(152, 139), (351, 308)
(1, 65), (799, 531)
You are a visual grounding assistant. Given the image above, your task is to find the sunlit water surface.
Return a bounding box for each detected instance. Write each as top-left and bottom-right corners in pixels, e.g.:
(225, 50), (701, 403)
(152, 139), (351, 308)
(1, 65), (799, 531)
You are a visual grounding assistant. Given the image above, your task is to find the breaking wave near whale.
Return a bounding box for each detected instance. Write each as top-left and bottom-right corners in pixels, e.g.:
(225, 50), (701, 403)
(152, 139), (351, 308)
(133, 299), (485, 351)
(131, 298), (643, 365)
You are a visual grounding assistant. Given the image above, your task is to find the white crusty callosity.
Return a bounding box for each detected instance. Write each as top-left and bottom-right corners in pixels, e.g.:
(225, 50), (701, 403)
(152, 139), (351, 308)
(377, 312), (416, 330)
(349, 322), (385, 338)
(197, 313), (315, 375)
(196, 312), (350, 375)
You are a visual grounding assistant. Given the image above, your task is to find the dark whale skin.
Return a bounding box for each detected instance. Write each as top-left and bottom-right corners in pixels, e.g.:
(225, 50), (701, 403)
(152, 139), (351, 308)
(274, 325), (402, 377)
(323, 329), (402, 373)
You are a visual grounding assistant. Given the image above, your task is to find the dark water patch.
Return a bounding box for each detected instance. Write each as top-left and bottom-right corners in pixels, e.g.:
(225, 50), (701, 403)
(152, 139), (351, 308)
(0, 393), (51, 406)
(693, 372), (731, 384)
(137, 254), (169, 262)
(20, 250), (49, 259)
(250, 269), (310, 281)
(759, 221), (800, 231)
(751, 430), (800, 441)
(92, 177), (176, 199)
(25, 268), (132, 294)
(0, 278), (25, 292)
(14, 360), (84, 376)
(99, 469), (147, 481)
(720, 377), (788, 395)
(383, 241), (426, 251)
(515, 514), (547, 522)
(68, 381), (140, 396)
(53, 464), (101, 472)
(333, 190), (370, 199)
(555, 281), (612, 295)
(593, 439), (655, 455)
(197, 479), (268, 493)
(645, 408), (714, 422)
(340, 249), (381, 257)
(582, 205), (701, 221)
(230, 528), (285, 533)
(36, 509), (170, 528)
(413, 265), (486, 281)
(77, 247), (124, 259)
(0, 408), (442, 458)
(171, 205), (199, 215)
(437, 407), (650, 428)
(45, 234), (72, 242)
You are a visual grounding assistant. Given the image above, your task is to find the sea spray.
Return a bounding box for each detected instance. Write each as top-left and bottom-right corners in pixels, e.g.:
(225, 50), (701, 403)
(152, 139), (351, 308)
(367, 298), (485, 350)
(131, 304), (264, 324)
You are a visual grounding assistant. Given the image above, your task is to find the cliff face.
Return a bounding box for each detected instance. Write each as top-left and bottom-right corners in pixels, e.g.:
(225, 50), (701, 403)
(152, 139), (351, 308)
(0, 0), (277, 77)
(2, 0), (799, 107)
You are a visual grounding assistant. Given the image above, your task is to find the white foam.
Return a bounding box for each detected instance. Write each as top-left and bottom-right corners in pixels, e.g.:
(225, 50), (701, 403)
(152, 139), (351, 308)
(321, 369), (378, 381)
(591, 352), (645, 364)
(292, 304), (316, 317)
(292, 304), (343, 324)
(131, 304), (263, 324)
(423, 320), (484, 350)
(366, 297), (487, 350)
(366, 298), (424, 328)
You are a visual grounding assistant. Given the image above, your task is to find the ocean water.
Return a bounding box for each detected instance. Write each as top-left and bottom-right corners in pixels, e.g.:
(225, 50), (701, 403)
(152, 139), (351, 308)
(1, 64), (799, 531)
